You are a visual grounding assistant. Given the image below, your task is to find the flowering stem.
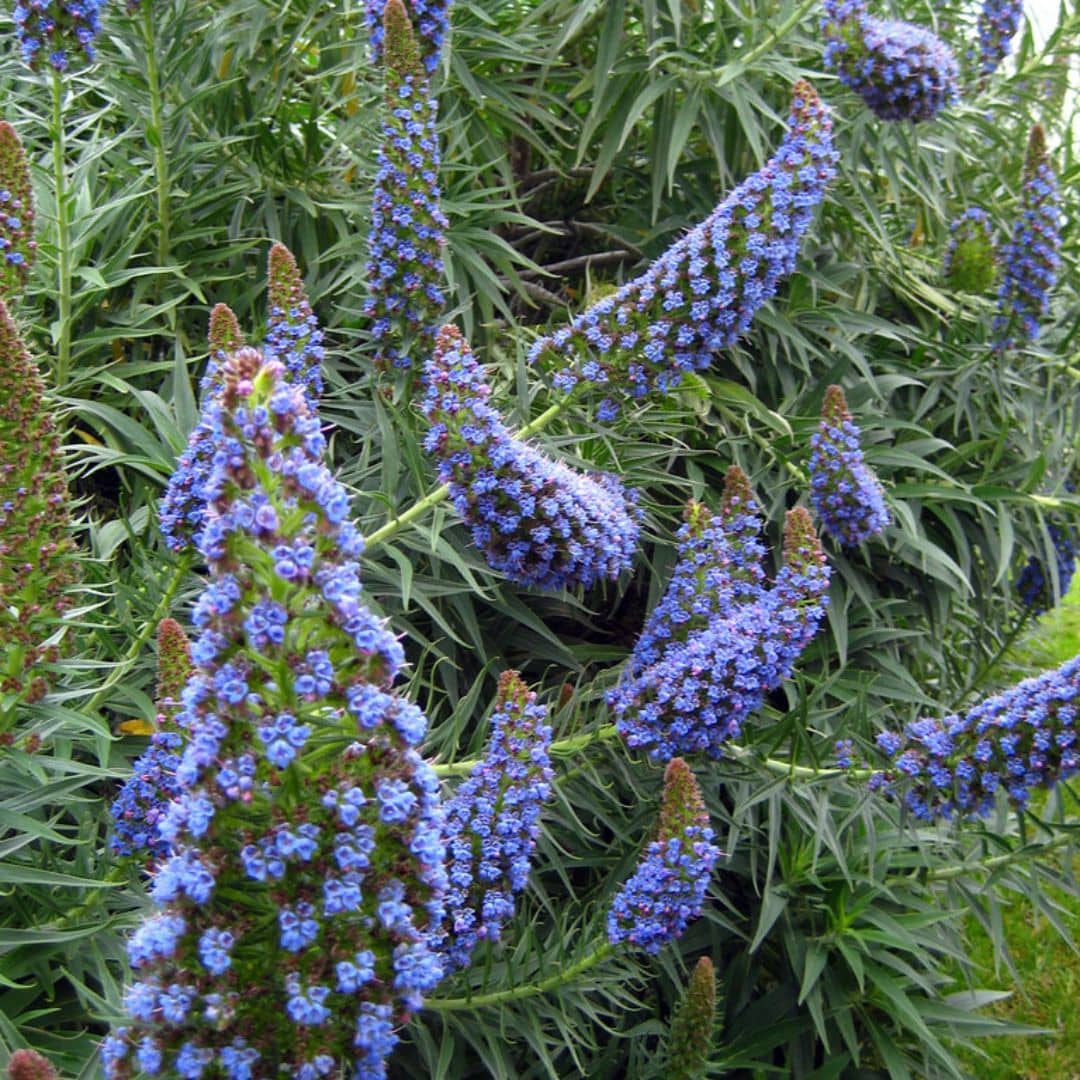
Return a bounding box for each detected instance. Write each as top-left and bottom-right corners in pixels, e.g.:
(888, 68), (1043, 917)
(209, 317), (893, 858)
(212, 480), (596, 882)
(425, 941), (614, 1011)
(898, 828), (1076, 884)
(50, 69), (72, 387)
(746, 426), (809, 485)
(141, 3), (171, 272)
(363, 395), (572, 553)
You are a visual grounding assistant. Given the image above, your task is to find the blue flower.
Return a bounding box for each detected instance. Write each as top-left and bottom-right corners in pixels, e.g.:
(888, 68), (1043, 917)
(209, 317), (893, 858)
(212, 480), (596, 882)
(13, 0), (104, 71)
(607, 759), (720, 954)
(822, 1), (958, 123)
(422, 325), (642, 589)
(527, 82), (836, 418)
(1016, 523), (1076, 614)
(264, 243), (324, 403)
(976, 0), (1023, 78)
(440, 671), (554, 972)
(809, 385), (890, 547)
(992, 125), (1061, 351)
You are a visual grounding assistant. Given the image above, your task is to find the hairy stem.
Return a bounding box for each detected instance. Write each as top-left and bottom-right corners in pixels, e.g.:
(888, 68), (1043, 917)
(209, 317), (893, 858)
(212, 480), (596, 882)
(50, 70), (72, 387)
(142, 3), (171, 271)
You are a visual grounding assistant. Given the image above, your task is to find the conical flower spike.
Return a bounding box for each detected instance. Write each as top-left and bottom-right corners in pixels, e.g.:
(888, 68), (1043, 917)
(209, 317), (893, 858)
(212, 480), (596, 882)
(862, 653), (1080, 819)
(7, 1049), (59, 1080)
(992, 125), (1061, 351)
(156, 617), (193, 715)
(976, 0), (1023, 80)
(422, 324), (642, 590)
(0, 301), (76, 709)
(440, 671), (554, 972)
(0, 122), (35, 298)
(14, 1), (106, 72)
(527, 81), (836, 421)
(365, 0), (451, 73)
(607, 759), (720, 954)
(363, 0), (448, 371)
(668, 956), (717, 1080)
(809, 385), (890, 547)
(943, 208), (996, 293)
(160, 304), (247, 553)
(105, 350), (447, 1078)
(265, 243), (324, 404)
(716, 465), (769, 614)
(822, 1), (958, 123)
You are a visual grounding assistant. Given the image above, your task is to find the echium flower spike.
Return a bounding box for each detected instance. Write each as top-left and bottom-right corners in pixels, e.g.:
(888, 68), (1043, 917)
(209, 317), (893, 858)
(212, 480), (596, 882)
(159, 304), (251, 553)
(0, 300), (76, 709)
(610, 505), (829, 761)
(821, 0), (959, 123)
(366, 0), (451, 73)
(992, 124), (1061, 351)
(943, 208), (996, 293)
(0, 122), (36, 298)
(667, 956), (717, 1080)
(528, 81), (836, 420)
(265, 243), (324, 404)
(809, 385), (890, 547)
(1016, 523), (1076, 614)
(156, 617), (194, 716)
(976, 0), (1023, 79)
(104, 349), (447, 1078)
(422, 324), (642, 590)
(440, 670), (554, 972)
(607, 759), (720, 955)
(13, 0), (106, 72)
(717, 465), (768, 614)
(363, 0), (448, 371)
(859, 652), (1080, 819)
(7, 1049), (59, 1080)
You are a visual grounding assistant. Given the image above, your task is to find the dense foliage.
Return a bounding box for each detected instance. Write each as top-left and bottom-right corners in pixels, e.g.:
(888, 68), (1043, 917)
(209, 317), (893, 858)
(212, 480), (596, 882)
(0, 0), (1078, 1078)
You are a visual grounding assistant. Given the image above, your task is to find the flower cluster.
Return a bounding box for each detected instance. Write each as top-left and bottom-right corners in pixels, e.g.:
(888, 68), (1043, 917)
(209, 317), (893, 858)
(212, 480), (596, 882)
(992, 124), (1061, 351)
(6, 1049), (58, 1080)
(976, 0), (1023, 79)
(365, 0), (450, 73)
(422, 324), (642, 590)
(0, 122), (35, 299)
(104, 350), (448, 1078)
(363, 0), (448, 371)
(942, 208), (996, 293)
(859, 653), (1080, 819)
(1016, 523), (1076, 614)
(526, 81), (836, 420)
(607, 759), (720, 954)
(667, 956), (717, 1080)
(822, 1), (958, 123)
(0, 300), (76, 710)
(13, 0), (104, 71)
(264, 243), (324, 404)
(808, 385), (890, 547)
(610, 481), (829, 761)
(110, 620), (193, 863)
(440, 671), (554, 973)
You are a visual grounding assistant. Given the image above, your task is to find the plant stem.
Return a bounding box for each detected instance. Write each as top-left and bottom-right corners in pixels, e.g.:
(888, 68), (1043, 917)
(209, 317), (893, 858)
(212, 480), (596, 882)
(901, 829), (1076, 885)
(363, 395), (572, 553)
(425, 941), (614, 1011)
(142, 3), (171, 271)
(50, 69), (72, 387)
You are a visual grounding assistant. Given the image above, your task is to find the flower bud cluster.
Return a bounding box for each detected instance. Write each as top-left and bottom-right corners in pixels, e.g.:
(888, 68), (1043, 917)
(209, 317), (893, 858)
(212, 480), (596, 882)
(976, 0), (1023, 79)
(942, 208), (996, 293)
(365, 0), (450, 73)
(1016, 523), (1076, 614)
(364, 0), (447, 371)
(422, 325), (642, 590)
(667, 956), (717, 1080)
(6, 1049), (58, 1080)
(607, 759), (720, 954)
(0, 301), (76, 709)
(822, 1), (958, 123)
(264, 243), (324, 404)
(0, 123), (35, 299)
(440, 671), (554, 973)
(808, 385), (890, 548)
(526, 82), (836, 421)
(14, 0), (104, 72)
(610, 484), (829, 761)
(105, 350), (448, 1079)
(992, 125), (1061, 351)
(859, 654), (1080, 819)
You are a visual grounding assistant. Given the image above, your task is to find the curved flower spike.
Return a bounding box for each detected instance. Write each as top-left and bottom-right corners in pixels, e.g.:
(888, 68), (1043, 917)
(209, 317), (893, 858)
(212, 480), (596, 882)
(422, 324), (642, 590)
(809, 385), (890, 547)
(943, 208), (996, 293)
(440, 671), (554, 973)
(0, 122), (35, 299)
(607, 758), (720, 954)
(860, 653), (1080, 819)
(527, 81), (836, 420)
(364, 0), (448, 370)
(265, 243), (324, 404)
(992, 124), (1061, 351)
(822, 1), (958, 123)
(611, 507), (829, 761)
(106, 350), (447, 1079)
